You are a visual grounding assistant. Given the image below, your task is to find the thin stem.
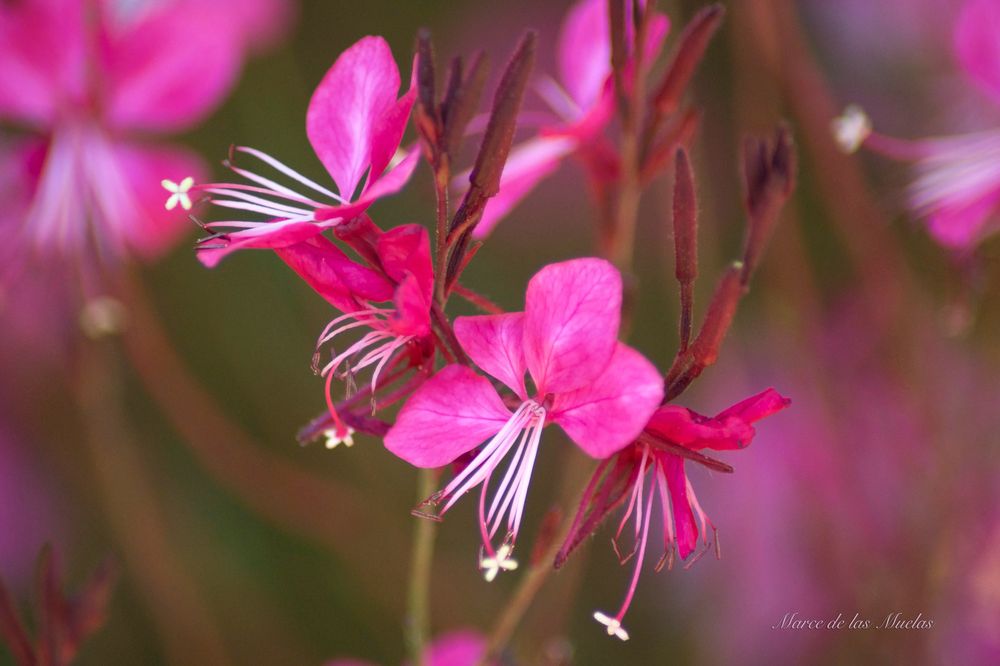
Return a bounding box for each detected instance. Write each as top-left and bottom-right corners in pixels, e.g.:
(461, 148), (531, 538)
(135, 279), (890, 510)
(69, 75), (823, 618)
(453, 283), (505, 314)
(406, 469), (439, 666)
(431, 303), (470, 365)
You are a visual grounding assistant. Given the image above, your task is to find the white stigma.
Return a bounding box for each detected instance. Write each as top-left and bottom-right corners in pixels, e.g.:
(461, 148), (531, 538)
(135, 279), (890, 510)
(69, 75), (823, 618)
(831, 105), (872, 154)
(323, 427), (355, 450)
(162, 176), (194, 211)
(593, 612), (630, 641)
(480, 543), (519, 582)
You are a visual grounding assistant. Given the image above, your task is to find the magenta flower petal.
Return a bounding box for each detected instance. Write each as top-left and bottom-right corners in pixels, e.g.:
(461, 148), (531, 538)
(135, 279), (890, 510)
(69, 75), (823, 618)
(523, 258), (621, 394)
(275, 236), (393, 312)
(454, 313), (528, 398)
(369, 89), (416, 190)
(925, 188), (1000, 248)
(357, 147), (421, 205)
(716, 387), (792, 423)
(558, 0), (611, 111)
(101, 5), (242, 132)
(425, 630), (487, 666)
(955, 0), (1000, 105)
(376, 223), (433, 300)
(115, 142), (208, 261)
(313, 148), (422, 225)
(376, 224), (433, 335)
(647, 388), (790, 452)
(0, 0), (86, 126)
(551, 343), (664, 458)
(197, 221), (326, 268)
(473, 137), (576, 239)
(384, 365), (512, 468)
(660, 454), (698, 559)
(647, 406), (753, 451)
(307, 36), (402, 198)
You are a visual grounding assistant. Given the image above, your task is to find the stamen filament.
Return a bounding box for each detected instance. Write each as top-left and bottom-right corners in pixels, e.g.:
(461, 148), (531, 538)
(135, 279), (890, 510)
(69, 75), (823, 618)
(236, 146), (346, 202)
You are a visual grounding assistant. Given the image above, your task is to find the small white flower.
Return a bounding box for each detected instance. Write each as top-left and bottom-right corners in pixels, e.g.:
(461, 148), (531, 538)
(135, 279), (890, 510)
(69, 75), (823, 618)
(323, 427), (355, 450)
(831, 105), (872, 154)
(593, 611), (630, 641)
(162, 176), (195, 211)
(480, 543), (519, 582)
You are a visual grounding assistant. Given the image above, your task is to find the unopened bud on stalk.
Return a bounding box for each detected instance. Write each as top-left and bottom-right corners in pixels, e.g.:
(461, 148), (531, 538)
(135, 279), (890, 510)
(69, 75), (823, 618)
(414, 30), (440, 151)
(740, 125), (795, 283)
(416, 31), (437, 116)
(447, 32), (536, 286)
(672, 149), (698, 286)
(652, 4), (725, 116)
(440, 52), (489, 157)
(466, 31), (536, 198)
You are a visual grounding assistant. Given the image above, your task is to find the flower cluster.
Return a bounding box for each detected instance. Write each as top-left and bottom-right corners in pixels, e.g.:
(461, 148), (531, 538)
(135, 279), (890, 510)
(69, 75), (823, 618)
(186, 0), (794, 648)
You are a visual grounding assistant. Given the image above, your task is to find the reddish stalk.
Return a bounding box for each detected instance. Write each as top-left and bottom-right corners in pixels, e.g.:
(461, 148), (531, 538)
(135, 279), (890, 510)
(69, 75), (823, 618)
(75, 340), (230, 666)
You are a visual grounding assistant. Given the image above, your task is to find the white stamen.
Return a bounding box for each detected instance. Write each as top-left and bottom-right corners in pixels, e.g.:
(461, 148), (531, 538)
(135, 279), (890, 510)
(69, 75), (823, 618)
(831, 105), (872, 154)
(323, 427), (355, 449)
(236, 146), (345, 202)
(480, 543), (519, 582)
(162, 177), (194, 211)
(593, 612), (630, 641)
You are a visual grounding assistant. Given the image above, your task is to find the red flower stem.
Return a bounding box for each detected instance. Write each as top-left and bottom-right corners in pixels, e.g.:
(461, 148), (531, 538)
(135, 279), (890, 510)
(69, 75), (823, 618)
(433, 162), (451, 309)
(431, 302), (470, 365)
(452, 283), (505, 314)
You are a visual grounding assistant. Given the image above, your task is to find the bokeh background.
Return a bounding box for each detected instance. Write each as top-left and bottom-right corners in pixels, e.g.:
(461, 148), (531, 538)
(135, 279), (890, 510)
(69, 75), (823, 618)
(2, 1), (998, 664)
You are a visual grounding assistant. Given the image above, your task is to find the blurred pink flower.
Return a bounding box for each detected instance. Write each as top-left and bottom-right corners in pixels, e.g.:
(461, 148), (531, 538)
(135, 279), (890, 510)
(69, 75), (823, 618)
(196, 36), (419, 267)
(835, 0), (1000, 248)
(465, 0), (669, 237)
(0, 0), (288, 267)
(326, 629), (487, 666)
(561, 389), (788, 641)
(385, 258), (663, 579)
(278, 223), (433, 444)
(0, 425), (62, 588)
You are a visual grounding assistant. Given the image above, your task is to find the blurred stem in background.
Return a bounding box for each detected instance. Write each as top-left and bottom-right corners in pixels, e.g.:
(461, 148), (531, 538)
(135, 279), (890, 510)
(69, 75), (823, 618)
(75, 338), (230, 665)
(117, 272), (418, 615)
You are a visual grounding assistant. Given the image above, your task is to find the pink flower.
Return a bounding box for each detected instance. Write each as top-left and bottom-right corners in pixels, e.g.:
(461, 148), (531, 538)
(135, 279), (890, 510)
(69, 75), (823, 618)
(833, 0), (1000, 248)
(325, 629), (487, 666)
(385, 258), (664, 579)
(559, 388), (789, 641)
(276, 223), (433, 444)
(195, 36), (419, 267)
(0, 0), (286, 265)
(465, 0), (669, 237)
